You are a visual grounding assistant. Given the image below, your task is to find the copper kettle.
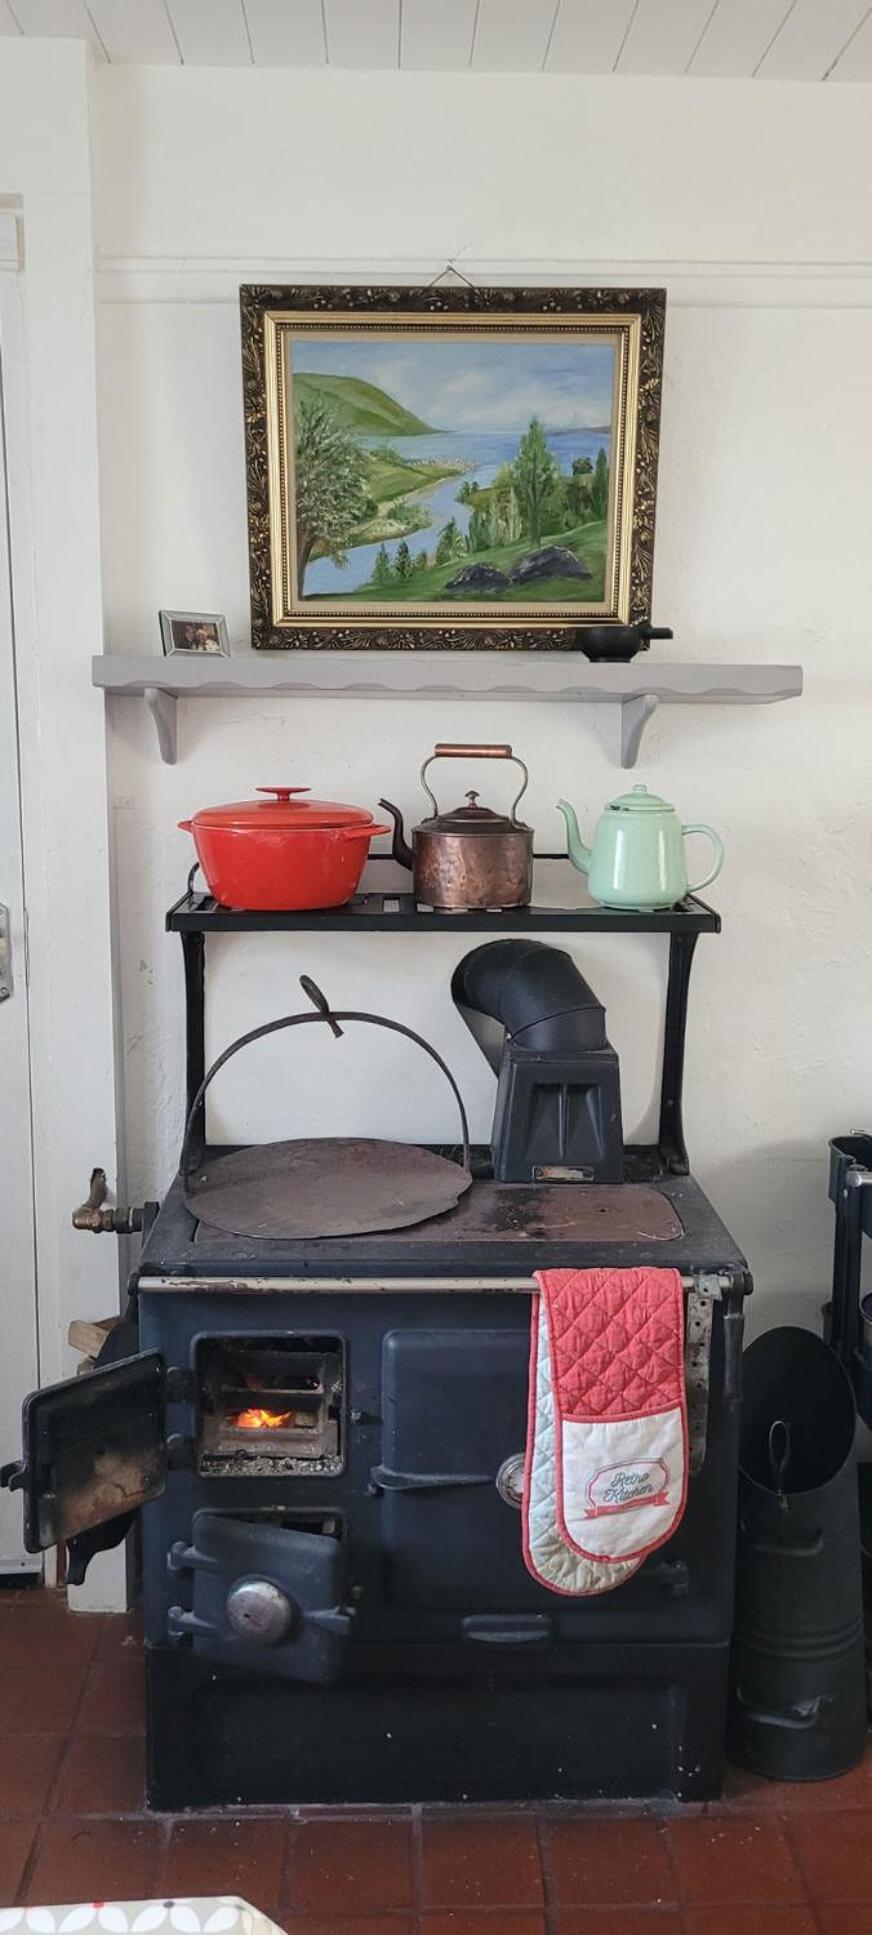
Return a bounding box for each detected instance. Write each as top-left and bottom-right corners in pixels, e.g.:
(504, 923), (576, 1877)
(380, 744), (533, 912)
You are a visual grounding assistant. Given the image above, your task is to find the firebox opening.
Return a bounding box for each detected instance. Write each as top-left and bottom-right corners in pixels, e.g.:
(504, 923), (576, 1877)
(195, 1335), (344, 1476)
(222, 1507), (344, 1540)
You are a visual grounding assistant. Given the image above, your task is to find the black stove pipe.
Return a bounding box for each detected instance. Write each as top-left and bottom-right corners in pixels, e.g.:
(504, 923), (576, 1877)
(451, 940), (623, 1182)
(451, 939), (608, 1068)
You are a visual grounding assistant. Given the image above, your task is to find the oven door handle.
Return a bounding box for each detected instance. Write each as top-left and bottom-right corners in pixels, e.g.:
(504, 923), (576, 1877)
(370, 1464), (492, 1493)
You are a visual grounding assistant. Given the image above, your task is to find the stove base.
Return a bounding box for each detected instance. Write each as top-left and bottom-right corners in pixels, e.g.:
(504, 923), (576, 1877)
(145, 1639), (729, 1808)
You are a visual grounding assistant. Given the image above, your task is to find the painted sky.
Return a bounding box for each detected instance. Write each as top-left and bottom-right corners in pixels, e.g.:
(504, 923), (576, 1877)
(291, 334), (615, 433)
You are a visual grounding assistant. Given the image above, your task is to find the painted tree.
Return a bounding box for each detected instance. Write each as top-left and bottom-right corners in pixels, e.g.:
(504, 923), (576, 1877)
(395, 539), (413, 579)
(372, 544), (393, 589)
(435, 518), (464, 565)
(566, 470), (593, 520)
(466, 507), (491, 554)
(488, 465), (522, 545)
(413, 549), (429, 572)
(294, 397), (369, 592)
(590, 447), (610, 521)
(511, 418), (560, 548)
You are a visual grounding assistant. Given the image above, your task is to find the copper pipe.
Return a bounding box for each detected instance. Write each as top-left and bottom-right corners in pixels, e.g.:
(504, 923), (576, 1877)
(433, 744), (513, 758)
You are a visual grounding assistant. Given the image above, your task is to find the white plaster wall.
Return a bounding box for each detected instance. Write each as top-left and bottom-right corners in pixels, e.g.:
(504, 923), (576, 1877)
(93, 66), (872, 1338)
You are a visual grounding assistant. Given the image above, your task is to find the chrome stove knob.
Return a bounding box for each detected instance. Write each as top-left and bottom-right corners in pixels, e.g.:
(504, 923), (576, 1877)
(225, 1576), (294, 1646)
(495, 1454), (526, 1509)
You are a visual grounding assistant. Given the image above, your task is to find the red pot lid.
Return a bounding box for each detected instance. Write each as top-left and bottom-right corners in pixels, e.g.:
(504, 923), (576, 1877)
(189, 786), (375, 831)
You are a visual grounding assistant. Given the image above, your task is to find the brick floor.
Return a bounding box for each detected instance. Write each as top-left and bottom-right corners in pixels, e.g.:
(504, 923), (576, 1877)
(0, 1587), (870, 1931)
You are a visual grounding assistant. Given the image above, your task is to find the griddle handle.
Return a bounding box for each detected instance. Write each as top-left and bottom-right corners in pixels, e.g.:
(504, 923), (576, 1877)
(179, 997), (471, 1190)
(300, 975), (344, 1039)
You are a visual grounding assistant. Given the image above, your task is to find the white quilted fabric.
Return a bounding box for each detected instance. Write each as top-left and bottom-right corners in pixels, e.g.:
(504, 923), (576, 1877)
(523, 1299), (641, 1596)
(560, 1403), (686, 1560)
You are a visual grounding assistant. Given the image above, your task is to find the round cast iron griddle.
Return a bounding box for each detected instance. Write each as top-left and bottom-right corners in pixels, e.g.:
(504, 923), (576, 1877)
(183, 1136), (472, 1240)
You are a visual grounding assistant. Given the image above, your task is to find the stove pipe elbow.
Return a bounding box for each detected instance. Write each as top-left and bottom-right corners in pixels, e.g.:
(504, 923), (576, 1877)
(451, 939), (609, 1074)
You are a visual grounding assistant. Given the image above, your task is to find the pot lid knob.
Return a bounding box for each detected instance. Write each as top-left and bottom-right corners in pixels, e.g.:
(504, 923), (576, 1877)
(256, 786), (311, 800)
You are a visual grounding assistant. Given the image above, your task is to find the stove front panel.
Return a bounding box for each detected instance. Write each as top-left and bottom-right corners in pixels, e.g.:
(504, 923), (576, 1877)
(138, 1283), (741, 1654)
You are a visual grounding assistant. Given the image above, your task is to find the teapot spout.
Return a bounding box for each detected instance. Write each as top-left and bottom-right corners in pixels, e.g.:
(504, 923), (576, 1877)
(557, 800), (592, 876)
(378, 798), (414, 872)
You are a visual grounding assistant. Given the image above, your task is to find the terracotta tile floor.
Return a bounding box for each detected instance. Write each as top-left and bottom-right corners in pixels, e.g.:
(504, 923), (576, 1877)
(1, 1588), (871, 1932)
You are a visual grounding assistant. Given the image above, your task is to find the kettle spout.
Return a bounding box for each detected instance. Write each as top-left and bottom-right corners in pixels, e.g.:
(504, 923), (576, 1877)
(557, 800), (592, 876)
(378, 798), (414, 872)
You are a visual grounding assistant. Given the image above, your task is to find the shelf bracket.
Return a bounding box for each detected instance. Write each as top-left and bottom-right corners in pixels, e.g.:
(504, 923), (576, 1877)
(621, 692), (659, 768)
(144, 686), (177, 765)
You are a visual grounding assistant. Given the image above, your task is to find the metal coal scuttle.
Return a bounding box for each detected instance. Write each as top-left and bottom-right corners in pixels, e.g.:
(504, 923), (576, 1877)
(2, 872), (750, 1809)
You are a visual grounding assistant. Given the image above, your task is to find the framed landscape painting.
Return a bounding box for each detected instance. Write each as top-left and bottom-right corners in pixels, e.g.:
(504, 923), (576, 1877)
(240, 284), (665, 650)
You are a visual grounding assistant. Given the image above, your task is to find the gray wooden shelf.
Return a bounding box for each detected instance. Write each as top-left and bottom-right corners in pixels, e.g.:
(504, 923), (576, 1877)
(92, 651), (803, 768)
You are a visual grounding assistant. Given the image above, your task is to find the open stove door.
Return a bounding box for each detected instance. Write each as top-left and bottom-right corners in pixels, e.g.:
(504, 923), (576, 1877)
(0, 1353), (168, 1580)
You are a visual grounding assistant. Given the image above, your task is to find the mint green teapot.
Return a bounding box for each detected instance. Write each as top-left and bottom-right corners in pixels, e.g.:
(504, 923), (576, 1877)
(557, 784), (724, 910)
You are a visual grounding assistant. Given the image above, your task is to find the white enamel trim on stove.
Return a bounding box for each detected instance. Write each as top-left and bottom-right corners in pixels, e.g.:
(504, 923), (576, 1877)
(137, 1272), (735, 1293)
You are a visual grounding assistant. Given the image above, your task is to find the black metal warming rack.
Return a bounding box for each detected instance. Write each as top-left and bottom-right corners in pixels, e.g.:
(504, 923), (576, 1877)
(166, 858), (720, 1180)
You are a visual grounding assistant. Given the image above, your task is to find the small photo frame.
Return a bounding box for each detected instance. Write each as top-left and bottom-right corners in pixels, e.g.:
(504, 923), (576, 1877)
(159, 610), (230, 657)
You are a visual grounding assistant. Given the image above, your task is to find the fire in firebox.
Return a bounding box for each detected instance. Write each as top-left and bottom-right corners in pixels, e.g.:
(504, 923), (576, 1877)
(231, 1406), (297, 1431)
(196, 1335), (344, 1475)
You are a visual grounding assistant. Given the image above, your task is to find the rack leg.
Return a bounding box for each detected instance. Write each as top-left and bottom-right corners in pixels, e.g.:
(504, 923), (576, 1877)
(659, 931), (698, 1174)
(181, 931), (206, 1157)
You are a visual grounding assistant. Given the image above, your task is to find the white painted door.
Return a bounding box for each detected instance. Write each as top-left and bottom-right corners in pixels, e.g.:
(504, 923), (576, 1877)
(0, 269), (41, 1573)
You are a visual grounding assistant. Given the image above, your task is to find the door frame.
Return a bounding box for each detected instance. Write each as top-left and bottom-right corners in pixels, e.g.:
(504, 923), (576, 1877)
(0, 225), (40, 1575)
(0, 201), (127, 1608)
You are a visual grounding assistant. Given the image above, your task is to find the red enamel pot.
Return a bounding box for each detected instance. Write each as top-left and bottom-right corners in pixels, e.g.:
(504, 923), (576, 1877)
(179, 786), (391, 911)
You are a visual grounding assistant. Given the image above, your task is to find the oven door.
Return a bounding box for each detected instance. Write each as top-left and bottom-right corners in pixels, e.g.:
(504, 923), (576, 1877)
(0, 1352), (168, 1579)
(378, 1326), (537, 1611)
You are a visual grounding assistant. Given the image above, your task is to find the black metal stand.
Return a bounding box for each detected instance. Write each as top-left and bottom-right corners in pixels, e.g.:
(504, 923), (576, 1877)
(167, 860), (719, 1178)
(827, 1135), (872, 1424)
(659, 931), (699, 1174)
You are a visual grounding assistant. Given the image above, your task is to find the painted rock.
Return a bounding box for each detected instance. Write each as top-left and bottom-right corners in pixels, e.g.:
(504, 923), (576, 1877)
(510, 546), (592, 583)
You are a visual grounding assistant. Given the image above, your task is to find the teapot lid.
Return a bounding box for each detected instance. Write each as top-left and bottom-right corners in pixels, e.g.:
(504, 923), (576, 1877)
(608, 782), (674, 815)
(423, 789), (526, 834)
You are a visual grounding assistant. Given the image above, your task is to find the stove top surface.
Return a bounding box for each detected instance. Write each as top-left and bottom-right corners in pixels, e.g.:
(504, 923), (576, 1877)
(137, 1159), (747, 1284)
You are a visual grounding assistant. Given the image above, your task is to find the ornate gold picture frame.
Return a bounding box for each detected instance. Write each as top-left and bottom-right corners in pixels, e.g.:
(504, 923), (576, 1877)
(240, 284), (665, 651)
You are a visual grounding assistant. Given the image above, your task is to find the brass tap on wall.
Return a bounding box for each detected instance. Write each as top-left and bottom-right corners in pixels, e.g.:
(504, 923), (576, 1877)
(72, 1167), (143, 1235)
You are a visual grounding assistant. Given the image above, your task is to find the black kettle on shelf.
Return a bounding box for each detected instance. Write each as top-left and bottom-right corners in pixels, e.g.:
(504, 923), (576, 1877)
(574, 621), (673, 663)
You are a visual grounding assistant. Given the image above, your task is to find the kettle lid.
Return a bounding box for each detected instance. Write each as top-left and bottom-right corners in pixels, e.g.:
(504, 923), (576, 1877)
(608, 782), (674, 815)
(424, 789), (526, 833)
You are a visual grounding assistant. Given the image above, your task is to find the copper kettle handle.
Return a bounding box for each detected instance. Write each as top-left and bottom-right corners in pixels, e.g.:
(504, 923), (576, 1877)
(421, 744), (529, 825)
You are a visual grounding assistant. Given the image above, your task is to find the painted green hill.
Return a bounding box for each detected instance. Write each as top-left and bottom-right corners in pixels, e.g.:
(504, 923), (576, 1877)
(294, 370), (434, 437)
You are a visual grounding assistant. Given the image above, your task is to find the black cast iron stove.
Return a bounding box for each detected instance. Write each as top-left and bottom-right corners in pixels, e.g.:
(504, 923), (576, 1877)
(3, 866), (750, 1807)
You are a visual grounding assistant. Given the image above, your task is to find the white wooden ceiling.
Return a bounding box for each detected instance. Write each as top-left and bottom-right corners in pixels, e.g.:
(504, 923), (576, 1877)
(2, 0), (872, 80)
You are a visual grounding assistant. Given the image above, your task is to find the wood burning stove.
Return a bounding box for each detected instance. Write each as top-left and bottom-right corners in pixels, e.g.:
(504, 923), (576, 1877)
(2, 866), (751, 1808)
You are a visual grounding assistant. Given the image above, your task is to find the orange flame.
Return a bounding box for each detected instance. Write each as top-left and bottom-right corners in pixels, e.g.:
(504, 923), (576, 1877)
(231, 1406), (294, 1431)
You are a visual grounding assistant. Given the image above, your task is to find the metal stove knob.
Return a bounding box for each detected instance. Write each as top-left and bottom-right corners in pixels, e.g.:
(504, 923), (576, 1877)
(225, 1576), (294, 1646)
(496, 1454), (526, 1509)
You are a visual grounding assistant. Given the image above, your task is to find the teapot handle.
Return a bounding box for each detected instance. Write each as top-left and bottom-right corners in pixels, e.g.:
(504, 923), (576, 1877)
(682, 824), (724, 897)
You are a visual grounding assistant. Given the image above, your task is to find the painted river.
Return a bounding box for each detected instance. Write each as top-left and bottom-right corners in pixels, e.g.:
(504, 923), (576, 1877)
(302, 426), (610, 598)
